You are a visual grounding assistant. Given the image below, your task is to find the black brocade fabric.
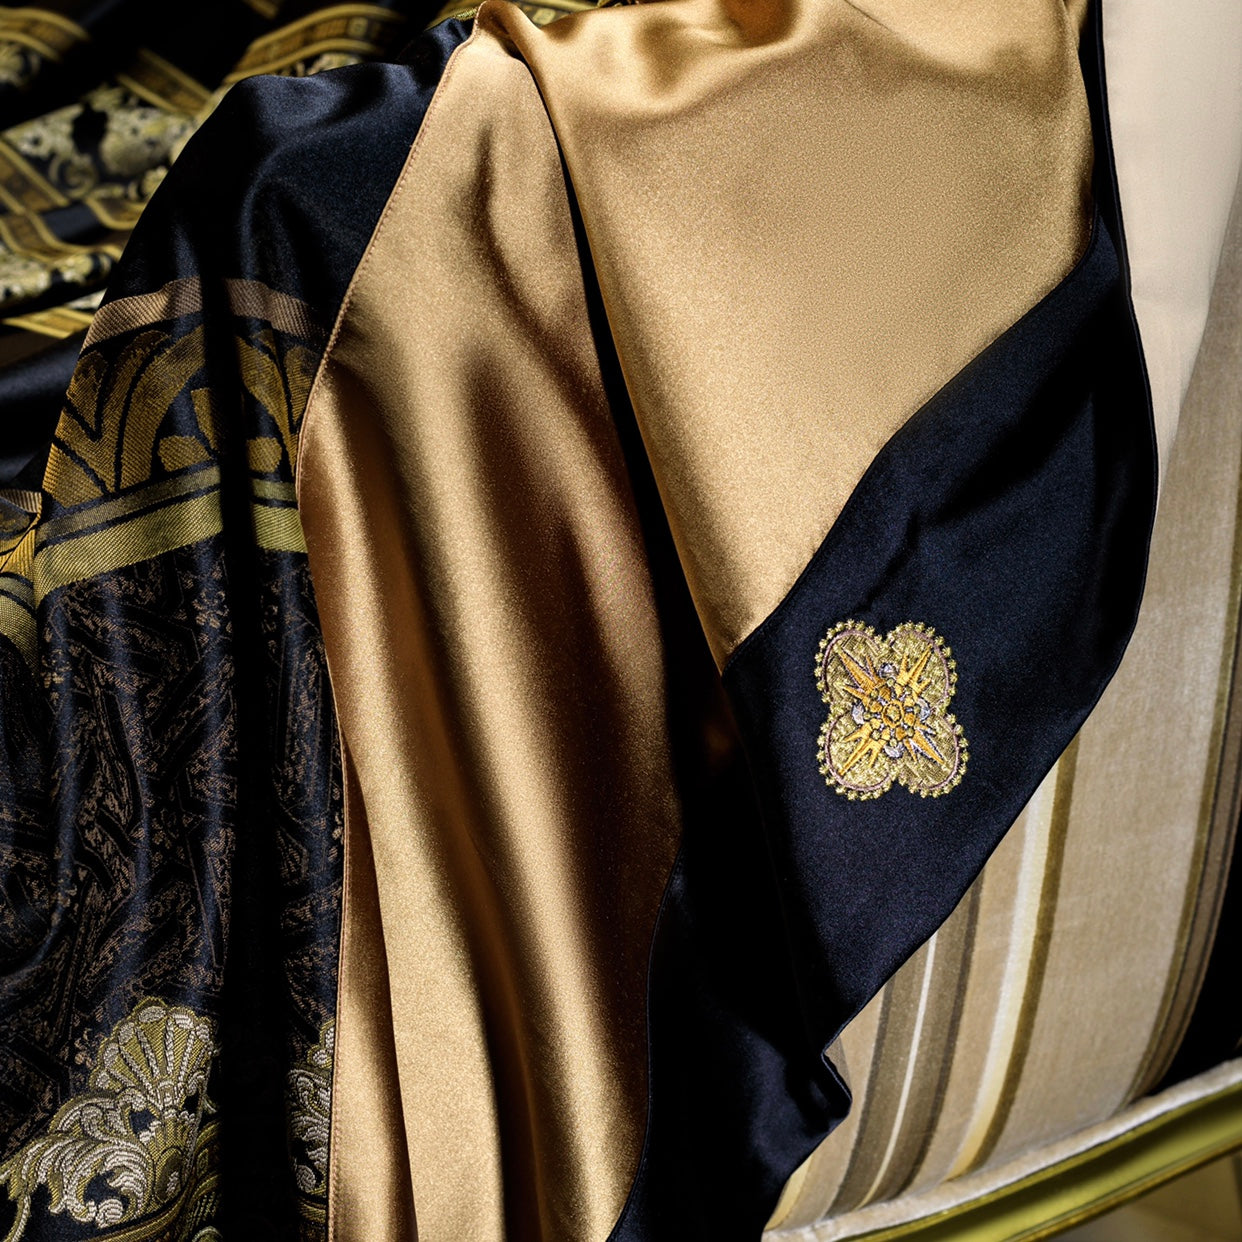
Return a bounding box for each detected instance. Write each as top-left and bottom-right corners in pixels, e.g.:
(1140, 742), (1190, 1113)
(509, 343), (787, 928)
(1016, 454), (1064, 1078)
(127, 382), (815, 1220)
(0, 0), (447, 397)
(0, 19), (468, 1239)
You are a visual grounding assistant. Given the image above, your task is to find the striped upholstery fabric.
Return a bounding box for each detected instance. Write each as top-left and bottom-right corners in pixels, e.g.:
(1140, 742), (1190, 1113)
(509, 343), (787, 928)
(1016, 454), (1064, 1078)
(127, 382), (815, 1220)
(765, 170), (1242, 1237)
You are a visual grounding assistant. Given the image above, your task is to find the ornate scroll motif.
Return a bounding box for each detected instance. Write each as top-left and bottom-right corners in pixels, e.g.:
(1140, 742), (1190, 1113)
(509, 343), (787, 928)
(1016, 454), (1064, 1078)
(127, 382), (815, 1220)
(0, 1000), (217, 1242)
(816, 620), (967, 800)
(289, 1020), (333, 1200)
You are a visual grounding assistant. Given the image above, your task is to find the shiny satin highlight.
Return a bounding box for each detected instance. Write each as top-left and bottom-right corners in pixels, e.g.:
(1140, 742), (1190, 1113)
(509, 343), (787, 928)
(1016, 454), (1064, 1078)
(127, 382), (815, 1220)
(485, 0), (1093, 661)
(298, 31), (683, 1241)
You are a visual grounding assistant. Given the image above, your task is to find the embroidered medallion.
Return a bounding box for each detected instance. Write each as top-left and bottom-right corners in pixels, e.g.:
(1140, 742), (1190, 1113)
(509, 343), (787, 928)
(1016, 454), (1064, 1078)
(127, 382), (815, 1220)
(816, 621), (967, 800)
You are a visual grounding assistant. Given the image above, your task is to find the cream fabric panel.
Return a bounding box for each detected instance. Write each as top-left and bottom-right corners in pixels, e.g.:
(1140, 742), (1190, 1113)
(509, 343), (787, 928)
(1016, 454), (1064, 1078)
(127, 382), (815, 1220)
(1105, 0), (1242, 472)
(767, 168), (1242, 1233)
(774, 1058), (1242, 1241)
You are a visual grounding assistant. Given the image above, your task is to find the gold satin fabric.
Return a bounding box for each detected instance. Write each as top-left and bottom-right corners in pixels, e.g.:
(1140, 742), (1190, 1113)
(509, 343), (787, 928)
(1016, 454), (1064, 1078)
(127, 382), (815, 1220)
(298, 1), (1095, 1238)
(329, 744), (417, 1242)
(298, 28), (686, 1240)
(485, 0), (1092, 661)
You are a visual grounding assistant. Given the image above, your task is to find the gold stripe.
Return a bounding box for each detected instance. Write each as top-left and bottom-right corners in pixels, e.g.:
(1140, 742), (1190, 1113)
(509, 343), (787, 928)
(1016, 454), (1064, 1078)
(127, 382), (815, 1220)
(248, 0), (401, 45)
(432, 0), (593, 21)
(0, 568), (35, 675)
(0, 140), (67, 213)
(38, 467), (221, 543)
(225, 40), (381, 80)
(85, 277), (204, 345)
(0, 28), (73, 60)
(816, 1074), (1242, 1242)
(225, 5), (403, 82)
(252, 501), (307, 554)
(85, 278), (320, 348)
(3, 306), (93, 338)
(81, 192), (146, 232)
(33, 490), (223, 599)
(117, 48), (210, 114)
(30, 478), (301, 598)
(0, 8), (90, 43)
(1, 518), (36, 579)
(0, 489), (41, 517)
(226, 279), (323, 342)
(0, 580), (36, 672)
(0, 208), (101, 260)
(252, 479), (298, 503)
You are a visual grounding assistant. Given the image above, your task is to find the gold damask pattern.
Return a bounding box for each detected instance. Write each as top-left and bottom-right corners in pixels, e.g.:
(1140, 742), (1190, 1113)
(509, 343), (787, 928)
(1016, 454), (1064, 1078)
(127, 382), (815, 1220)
(816, 621), (967, 800)
(0, 47), (206, 215)
(0, 1000), (217, 1242)
(289, 1022), (334, 1203)
(0, 4), (423, 327)
(432, 0), (598, 26)
(0, 282), (319, 669)
(224, 4), (404, 81)
(0, 8), (88, 93)
(0, 1003), (337, 1240)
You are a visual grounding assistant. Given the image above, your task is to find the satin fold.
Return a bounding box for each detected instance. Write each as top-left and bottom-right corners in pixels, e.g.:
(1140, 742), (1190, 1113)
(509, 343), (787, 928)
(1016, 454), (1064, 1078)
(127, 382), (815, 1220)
(299, 30), (684, 1241)
(298, 0), (1101, 1235)
(483, 0), (1093, 660)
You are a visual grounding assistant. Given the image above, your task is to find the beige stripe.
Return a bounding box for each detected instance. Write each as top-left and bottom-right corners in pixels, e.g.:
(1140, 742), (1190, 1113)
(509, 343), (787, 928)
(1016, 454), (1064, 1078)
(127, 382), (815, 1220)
(770, 1059), (1242, 1242)
(875, 887), (982, 1201)
(807, 883), (980, 1220)
(829, 977), (908, 1213)
(1125, 192), (1242, 1096)
(769, 996), (889, 1229)
(856, 934), (941, 1207)
(946, 741), (1078, 1179)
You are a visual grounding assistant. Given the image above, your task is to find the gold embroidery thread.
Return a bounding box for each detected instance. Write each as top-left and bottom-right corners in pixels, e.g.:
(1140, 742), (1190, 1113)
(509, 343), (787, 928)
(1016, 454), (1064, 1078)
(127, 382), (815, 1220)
(816, 620), (967, 800)
(0, 1000), (217, 1242)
